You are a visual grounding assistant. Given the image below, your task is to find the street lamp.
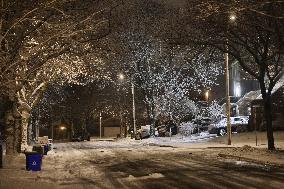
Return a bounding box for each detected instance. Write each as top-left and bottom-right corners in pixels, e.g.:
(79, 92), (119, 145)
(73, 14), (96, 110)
(229, 14), (236, 22)
(118, 73), (124, 137)
(131, 82), (136, 136)
(60, 126), (66, 131)
(205, 90), (209, 102)
(99, 112), (102, 138)
(118, 73), (137, 137)
(225, 13), (237, 145)
(118, 73), (124, 80)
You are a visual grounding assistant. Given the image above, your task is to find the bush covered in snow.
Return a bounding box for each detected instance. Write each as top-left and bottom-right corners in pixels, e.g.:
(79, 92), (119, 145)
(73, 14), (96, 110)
(179, 122), (196, 136)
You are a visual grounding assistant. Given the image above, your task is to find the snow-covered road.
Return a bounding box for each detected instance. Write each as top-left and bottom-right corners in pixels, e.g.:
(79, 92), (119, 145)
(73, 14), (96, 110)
(1, 136), (284, 189)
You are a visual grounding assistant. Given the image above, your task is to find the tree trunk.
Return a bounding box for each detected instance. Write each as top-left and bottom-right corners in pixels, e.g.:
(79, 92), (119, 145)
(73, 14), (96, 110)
(259, 76), (275, 151)
(15, 118), (22, 153)
(263, 95), (275, 150)
(4, 109), (21, 154)
(4, 100), (31, 154)
(20, 111), (30, 152)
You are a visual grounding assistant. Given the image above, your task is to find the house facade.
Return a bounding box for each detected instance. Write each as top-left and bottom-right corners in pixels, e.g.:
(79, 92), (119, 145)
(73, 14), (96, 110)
(250, 84), (284, 131)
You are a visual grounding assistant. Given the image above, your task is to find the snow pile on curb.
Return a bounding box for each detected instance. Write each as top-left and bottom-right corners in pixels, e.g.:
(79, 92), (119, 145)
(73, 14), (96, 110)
(116, 133), (217, 147)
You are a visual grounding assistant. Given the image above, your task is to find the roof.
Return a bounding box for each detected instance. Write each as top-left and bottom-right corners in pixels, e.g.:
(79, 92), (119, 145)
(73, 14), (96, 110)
(236, 90), (261, 107)
(256, 75), (284, 99)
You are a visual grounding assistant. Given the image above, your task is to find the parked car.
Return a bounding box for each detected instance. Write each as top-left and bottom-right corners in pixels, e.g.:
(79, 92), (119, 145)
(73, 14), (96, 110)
(135, 125), (151, 140)
(157, 121), (178, 137)
(156, 125), (167, 137)
(239, 116), (249, 125)
(209, 116), (248, 136)
(193, 117), (212, 132)
(71, 131), (90, 142)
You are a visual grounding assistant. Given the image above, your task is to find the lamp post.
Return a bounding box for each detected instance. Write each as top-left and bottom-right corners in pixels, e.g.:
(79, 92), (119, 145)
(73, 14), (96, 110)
(0, 140), (2, 168)
(99, 112), (102, 138)
(225, 48), (231, 145)
(118, 73), (124, 137)
(118, 73), (137, 137)
(225, 13), (236, 145)
(132, 82), (136, 135)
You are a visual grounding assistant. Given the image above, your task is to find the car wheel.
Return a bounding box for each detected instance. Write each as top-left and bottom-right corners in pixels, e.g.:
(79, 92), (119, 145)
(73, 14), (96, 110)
(218, 128), (227, 136)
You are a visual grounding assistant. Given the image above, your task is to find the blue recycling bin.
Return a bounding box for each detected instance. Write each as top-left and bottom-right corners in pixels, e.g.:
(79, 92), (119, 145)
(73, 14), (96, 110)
(25, 152), (42, 171)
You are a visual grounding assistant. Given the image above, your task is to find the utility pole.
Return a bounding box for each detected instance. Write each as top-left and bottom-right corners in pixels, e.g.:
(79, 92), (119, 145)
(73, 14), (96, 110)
(51, 124), (54, 141)
(124, 92), (127, 138)
(225, 47), (232, 145)
(0, 142), (2, 168)
(120, 111), (123, 138)
(254, 107), (258, 146)
(99, 112), (102, 138)
(132, 82), (136, 135)
(119, 86), (122, 137)
(118, 73), (126, 137)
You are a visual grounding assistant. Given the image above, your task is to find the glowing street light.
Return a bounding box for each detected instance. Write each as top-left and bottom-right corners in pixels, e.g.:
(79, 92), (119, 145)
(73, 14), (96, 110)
(118, 73), (124, 80)
(205, 90), (209, 101)
(229, 14), (236, 21)
(60, 126), (66, 131)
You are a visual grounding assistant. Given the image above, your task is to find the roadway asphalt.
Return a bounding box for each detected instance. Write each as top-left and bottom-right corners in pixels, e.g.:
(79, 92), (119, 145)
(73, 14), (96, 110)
(0, 141), (284, 189)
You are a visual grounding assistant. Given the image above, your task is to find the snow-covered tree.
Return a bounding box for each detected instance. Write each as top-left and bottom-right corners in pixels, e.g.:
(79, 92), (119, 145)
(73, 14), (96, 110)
(114, 29), (224, 129)
(183, 0), (284, 150)
(207, 100), (224, 122)
(0, 0), (120, 153)
(107, 1), (225, 129)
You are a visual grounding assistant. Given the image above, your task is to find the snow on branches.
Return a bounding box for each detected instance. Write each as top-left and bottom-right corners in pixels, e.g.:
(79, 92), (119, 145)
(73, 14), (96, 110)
(36, 53), (112, 86)
(117, 31), (223, 123)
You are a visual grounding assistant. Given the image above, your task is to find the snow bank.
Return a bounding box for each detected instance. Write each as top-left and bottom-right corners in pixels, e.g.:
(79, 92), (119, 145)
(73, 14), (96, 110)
(116, 133), (216, 147)
(50, 133), (216, 151)
(124, 173), (164, 181)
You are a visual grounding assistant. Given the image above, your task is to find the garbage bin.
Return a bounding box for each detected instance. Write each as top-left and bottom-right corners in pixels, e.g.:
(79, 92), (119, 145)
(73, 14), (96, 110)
(32, 145), (44, 155)
(43, 144), (49, 155)
(25, 152), (42, 171)
(48, 143), (52, 151)
(48, 139), (53, 151)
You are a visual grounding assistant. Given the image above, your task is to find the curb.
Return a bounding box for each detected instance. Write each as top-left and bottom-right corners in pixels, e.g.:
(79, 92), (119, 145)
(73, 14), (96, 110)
(218, 153), (284, 168)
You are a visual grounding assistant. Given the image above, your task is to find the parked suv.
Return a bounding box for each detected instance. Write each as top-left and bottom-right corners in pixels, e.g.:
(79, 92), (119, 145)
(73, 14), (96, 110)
(192, 117), (212, 133)
(209, 116), (248, 136)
